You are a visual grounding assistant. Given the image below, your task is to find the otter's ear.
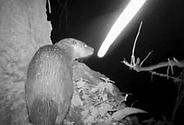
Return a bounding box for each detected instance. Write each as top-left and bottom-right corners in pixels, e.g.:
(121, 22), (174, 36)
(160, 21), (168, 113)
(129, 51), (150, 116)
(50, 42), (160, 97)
(71, 39), (77, 45)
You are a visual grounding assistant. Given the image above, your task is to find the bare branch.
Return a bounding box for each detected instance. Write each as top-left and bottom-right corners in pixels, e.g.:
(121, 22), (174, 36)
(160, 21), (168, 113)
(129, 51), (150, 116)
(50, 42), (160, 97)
(121, 21), (184, 81)
(122, 59), (184, 72)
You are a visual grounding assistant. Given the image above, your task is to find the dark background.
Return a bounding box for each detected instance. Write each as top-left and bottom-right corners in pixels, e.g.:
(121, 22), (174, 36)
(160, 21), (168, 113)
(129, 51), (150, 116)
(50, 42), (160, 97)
(47, 0), (184, 123)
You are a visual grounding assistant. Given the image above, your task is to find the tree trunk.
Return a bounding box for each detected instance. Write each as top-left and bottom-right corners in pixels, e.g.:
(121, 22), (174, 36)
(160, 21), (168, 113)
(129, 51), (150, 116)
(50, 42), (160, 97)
(0, 0), (52, 124)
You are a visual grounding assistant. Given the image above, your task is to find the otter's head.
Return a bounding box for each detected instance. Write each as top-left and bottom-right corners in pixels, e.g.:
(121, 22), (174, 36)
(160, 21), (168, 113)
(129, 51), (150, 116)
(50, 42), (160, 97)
(55, 38), (94, 60)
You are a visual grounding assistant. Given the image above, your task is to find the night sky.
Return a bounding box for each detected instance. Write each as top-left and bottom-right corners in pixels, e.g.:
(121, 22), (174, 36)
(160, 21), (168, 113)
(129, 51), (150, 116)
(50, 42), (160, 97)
(47, 0), (184, 122)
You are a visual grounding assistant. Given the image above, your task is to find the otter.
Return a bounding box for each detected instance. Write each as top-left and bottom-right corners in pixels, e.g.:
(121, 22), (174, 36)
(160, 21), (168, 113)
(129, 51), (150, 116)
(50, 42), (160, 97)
(25, 38), (94, 125)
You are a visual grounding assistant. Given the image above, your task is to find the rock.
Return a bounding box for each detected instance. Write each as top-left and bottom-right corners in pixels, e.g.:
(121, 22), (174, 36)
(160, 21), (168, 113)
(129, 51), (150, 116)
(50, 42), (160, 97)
(72, 61), (107, 84)
(66, 62), (127, 125)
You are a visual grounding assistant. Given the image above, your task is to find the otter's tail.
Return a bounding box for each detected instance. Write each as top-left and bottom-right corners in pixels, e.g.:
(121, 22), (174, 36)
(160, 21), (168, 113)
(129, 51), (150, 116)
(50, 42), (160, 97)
(28, 96), (58, 125)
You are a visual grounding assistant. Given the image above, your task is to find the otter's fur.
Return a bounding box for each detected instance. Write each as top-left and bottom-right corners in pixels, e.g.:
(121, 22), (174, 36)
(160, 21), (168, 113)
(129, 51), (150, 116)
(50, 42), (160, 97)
(25, 38), (94, 125)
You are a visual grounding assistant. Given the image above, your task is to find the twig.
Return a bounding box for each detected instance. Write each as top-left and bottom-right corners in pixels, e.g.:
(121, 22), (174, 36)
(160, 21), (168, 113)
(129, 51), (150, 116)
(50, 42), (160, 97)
(149, 71), (181, 82)
(140, 50), (153, 66)
(131, 21), (143, 65)
(47, 0), (51, 14)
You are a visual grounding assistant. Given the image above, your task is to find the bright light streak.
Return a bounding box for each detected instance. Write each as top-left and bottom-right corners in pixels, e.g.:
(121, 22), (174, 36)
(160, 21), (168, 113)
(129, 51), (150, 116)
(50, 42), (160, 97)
(97, 0), (147, 58)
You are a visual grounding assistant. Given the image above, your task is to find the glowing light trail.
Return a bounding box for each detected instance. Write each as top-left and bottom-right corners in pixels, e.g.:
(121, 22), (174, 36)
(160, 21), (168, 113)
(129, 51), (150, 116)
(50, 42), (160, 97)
(97, 0), (147, 58)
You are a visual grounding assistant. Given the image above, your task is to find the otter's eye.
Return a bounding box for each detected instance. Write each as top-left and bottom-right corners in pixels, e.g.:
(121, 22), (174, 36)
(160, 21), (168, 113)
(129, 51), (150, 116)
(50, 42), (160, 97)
(84, 44), (87, 47)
